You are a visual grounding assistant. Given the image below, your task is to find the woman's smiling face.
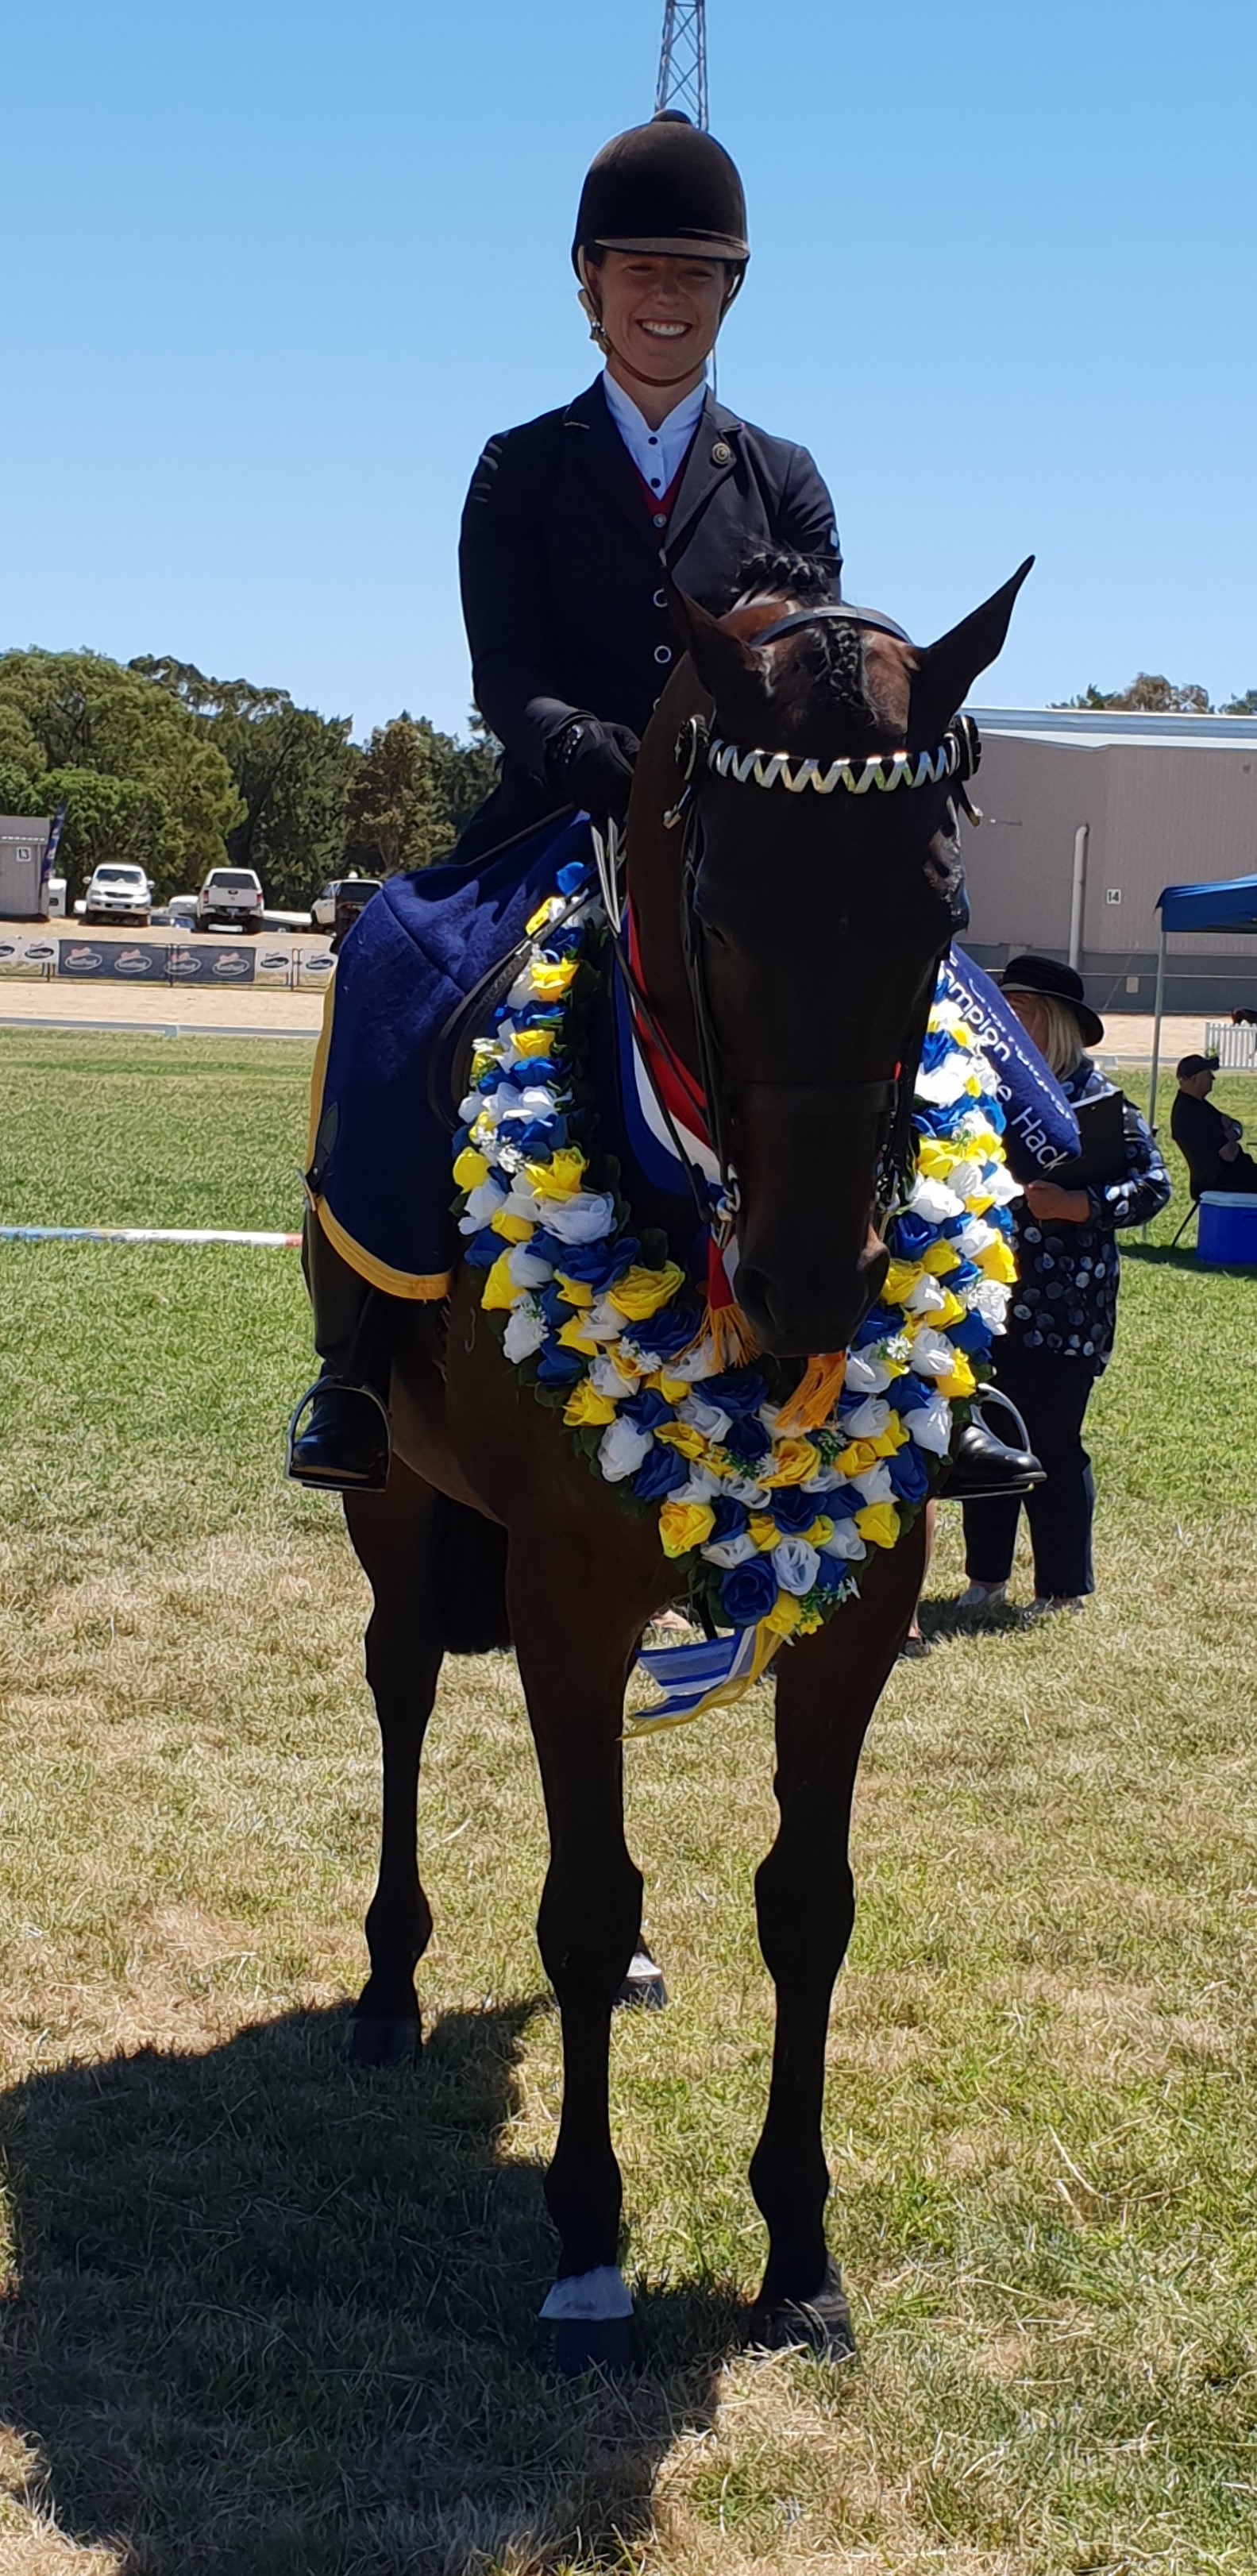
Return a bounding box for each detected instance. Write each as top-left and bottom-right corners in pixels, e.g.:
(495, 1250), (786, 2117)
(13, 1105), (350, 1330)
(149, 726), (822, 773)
(591, 249), (729, 389)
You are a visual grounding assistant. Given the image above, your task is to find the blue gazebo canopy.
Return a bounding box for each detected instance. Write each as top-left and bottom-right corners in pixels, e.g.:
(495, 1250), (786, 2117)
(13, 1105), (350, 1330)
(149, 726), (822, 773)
(1158, 875), (1257, 933)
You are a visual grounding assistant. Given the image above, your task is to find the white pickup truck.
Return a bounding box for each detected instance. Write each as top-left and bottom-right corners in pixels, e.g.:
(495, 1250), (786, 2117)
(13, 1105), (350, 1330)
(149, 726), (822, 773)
(195, 866), (265, 932)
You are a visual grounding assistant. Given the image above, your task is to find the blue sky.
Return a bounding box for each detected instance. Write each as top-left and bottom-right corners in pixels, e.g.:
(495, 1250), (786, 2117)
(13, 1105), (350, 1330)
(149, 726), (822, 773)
(4, 0), (1253, 738)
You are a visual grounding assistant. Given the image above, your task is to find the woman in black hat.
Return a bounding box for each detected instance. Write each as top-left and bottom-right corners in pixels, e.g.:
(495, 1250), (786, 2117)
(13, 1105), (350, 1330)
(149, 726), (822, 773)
(958, 955), (1169, 1619)
(291, 113), (846, 1486)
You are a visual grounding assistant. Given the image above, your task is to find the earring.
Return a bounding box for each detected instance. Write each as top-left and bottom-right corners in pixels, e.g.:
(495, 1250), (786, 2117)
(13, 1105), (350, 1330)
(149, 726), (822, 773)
(577, 286), (610, 353)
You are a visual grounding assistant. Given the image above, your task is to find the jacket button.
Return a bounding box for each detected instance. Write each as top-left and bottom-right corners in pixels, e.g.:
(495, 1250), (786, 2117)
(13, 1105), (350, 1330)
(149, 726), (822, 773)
(652, 512), (667, 528)
(654, 588), (668, 608)
(654, 645), (672, 665)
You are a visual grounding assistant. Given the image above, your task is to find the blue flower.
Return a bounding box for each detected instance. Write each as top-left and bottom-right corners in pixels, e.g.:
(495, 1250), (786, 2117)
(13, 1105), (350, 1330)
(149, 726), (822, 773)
(708, 1496), (750, 1541)
(530, 1234), (638, 1288)
(622, 1388), (674, 1431)
(719, 1557), (778, 1625)
(900, 1373), (939, 1415)
(889, 1442), (931, 1503)
(703, 1368), (768, 1415)
(769, 1488), (818, 1535)
(630, 1303), (704, 1358)
(827, 1484), (862, 1520)
(722, 1413), (771, 1466)
(535, 1344), (583, 1387)
(463, 1228), (502, 1269)
(814, 1555), (850, 1597)
(948, 1312), (993, 1356)
(890, 1213), (932, 1260)
(556, 857), (591, 896)
(633, 1444), (691, 1502)
(852, 1302), (900, 1350)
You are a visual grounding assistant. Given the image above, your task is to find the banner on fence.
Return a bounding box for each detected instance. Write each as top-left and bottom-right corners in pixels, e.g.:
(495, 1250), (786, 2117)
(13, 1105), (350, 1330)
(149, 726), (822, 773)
(58, 940), (171, 981)
(0, 933), (56, 979)
(167, 944), (256, 986)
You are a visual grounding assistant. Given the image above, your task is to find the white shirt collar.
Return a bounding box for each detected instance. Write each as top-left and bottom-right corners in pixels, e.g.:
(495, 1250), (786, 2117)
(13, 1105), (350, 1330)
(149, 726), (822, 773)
(601, 370), (708, 498)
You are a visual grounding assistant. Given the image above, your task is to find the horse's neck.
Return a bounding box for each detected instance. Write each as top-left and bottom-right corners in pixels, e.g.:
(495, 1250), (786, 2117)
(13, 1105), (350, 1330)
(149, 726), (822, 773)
(624, 671), (707, 1084)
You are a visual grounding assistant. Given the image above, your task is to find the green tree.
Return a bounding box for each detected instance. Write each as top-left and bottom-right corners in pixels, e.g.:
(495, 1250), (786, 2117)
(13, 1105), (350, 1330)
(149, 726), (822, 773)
(1059, 674), (1213, 713)
(345, 714), (497, 875)
(1221, 689), (1257, 715)
(131, 660), (359, 910)
(0, 650), (240, 905)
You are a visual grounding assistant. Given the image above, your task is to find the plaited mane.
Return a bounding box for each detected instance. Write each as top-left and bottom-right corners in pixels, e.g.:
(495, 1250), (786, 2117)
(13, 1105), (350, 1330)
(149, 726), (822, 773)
(730, 546), (879, 730)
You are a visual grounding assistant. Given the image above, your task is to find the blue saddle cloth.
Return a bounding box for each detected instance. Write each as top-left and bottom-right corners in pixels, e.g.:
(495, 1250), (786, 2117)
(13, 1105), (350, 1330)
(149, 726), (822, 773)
(308, 816), (596, 1293)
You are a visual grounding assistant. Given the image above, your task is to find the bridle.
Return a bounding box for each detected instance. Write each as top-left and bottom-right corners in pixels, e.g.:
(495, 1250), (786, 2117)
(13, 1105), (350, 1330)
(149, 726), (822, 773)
(602, 602), (982, 1257)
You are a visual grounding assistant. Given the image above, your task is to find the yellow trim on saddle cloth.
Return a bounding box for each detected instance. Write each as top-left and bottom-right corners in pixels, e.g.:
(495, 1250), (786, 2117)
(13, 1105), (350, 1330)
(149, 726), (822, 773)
(303, 960), (453, 1303)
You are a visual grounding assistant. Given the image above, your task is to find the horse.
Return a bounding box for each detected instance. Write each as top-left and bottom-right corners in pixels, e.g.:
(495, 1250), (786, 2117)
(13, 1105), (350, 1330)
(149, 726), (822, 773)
(335, 554), (1033, 2374)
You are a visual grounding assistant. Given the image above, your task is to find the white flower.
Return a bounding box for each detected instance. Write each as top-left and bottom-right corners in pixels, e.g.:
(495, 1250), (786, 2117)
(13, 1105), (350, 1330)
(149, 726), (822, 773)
(597, 1419), (654, 1481)
(854, 1462), (895, 1505)
(588, 1352), (638, 1398)
(947, 1157), (985, 1202)
(538, 1190), (615, 1244)
(801, 1466), (842, 1493)
(844, 1350), (890, 1396)
(909, 1176), (964, 1224)
(462, 1176), (507, 1228)
(772, 1539), (820, 1597)
(915, 1059), (970, 1107)
(904, 1274), (947, 1315)
(722, 1473), (769, 1506)
(841, 1396), (890, 1439)
(507, 1243), (553, 1288)
(966, 1279), (1011, 1330)
(902, 1392), (951, 1454)
(703, 1532), (758, 1569)
(659, 1335), (717, 1382)
(671, 1466), (722, 1503)
(955, 1215), (998, 1260)
(502, 1179), (543, 1221)
(584, 1297), (627, 1343)
(908, 1326), (958, 1380)
(678, 1396), (731, 1443)
(819, 1520), (867, 1562)
(985, 1165), (1022, 1206)
(502, 1302), (548, 1362)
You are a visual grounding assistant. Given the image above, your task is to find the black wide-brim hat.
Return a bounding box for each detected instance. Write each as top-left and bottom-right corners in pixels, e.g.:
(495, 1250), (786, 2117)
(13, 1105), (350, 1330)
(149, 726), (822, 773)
(573, 113), (749, 268)
(999, 952), (1105, 1049)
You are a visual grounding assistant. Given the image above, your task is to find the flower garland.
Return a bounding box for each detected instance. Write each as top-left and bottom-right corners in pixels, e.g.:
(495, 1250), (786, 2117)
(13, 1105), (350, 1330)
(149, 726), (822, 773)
(451, 851), (1020, 1721)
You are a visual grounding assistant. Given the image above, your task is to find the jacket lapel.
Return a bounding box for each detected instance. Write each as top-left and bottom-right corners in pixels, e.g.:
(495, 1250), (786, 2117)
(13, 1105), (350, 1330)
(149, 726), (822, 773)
(662, 392), (745, 562)
(563, 378), (661, 546)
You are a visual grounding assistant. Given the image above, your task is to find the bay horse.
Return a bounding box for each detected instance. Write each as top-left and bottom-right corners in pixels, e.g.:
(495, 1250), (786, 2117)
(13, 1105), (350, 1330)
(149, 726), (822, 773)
(337, 554), (1032, 2373)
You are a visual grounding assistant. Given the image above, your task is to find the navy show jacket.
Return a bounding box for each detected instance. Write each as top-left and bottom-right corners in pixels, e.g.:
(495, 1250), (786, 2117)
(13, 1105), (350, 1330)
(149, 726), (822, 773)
(457, 375), (840, 855)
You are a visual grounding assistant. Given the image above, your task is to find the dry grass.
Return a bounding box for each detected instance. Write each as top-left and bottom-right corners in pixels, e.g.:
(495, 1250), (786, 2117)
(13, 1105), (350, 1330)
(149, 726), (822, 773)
(1, 1033), (1256, 2572)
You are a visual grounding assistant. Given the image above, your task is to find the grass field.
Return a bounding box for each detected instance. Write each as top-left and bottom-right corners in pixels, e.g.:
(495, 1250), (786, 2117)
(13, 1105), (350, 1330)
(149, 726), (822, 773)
(1, 1030), (1256, 2576)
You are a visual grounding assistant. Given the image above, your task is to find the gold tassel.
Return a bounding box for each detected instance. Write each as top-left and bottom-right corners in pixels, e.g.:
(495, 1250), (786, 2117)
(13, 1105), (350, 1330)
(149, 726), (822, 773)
(777, 1351), (846, 1433)
(700, 1298), (760, 1369)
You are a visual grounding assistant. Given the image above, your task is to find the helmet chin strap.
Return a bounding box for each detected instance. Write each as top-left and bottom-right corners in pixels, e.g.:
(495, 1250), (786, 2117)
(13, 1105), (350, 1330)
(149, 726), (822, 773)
(576, 249), (732, 396)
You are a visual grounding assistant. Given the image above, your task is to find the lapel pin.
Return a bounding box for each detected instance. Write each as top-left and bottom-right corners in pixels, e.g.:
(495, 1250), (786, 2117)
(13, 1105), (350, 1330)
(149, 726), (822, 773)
(710, 438), (733, 467)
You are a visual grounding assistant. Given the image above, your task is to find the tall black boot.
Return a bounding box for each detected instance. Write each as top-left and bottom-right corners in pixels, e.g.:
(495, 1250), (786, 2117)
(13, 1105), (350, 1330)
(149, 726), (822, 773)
(287, 1215), (391, 1491)
(935, 1392), (1045, 1504)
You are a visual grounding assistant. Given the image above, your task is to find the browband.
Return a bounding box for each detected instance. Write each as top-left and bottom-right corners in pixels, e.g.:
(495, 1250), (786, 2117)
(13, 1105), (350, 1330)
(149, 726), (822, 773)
(752, 602), (913, 649)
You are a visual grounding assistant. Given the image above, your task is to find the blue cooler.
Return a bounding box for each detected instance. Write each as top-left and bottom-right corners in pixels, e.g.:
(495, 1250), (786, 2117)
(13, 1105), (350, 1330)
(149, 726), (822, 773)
(1197, 1191), (1257, 1265)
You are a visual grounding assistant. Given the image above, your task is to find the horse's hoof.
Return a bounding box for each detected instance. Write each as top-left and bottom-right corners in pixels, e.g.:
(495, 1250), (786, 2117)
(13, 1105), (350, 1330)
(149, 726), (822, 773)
(747, 2257), (858, 2362)
(344, 2013), (422, 2068)
(614, 1948), (668, 2011)
(538, 2315), (638, 2380)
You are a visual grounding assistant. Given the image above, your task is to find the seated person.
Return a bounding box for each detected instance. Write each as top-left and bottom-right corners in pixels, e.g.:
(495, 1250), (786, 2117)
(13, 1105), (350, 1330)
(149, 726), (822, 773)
(1170, 1053), (1257, 1194)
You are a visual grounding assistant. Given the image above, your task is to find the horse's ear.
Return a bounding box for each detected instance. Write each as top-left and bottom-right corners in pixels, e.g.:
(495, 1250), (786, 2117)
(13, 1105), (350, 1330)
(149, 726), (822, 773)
(665, 583), (762, 703)
(912, 557), (1035, 730)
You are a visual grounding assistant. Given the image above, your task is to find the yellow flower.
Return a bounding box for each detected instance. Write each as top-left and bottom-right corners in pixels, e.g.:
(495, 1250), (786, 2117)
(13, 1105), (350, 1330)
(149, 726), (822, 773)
(764, 1593), (802, 1638)
(749, 1514), (779, 1551)
(607, 1262), (686, 1321)
(934, 1288), (966, 1329)
(481, 1250), (522, 1311)
(526, 897), (557, 937)
(511, 1025), (554, 1060)
(654, 1422), (707, 1461)
(529, 956), (580, 999)
(562, 1381), (618, 1427)
(938, 1355), (977, 1400)
(648, 1368), (690, 1404)
(525, 1145), (586, 1199)
(882, 1258), (924, 1307)
(836, 1437), (880, 1476)
(469, 1110), (495, 1151)
(555, 1273), (594, 1307)
(658, 1500), (715, 1558)
(977, 1238), (1017, 1284)
(916, 1138), (962, 1181)
(885, 1416), (909, 1453)
(797, 1605), (824, 1635)
(855, 1501), (900, 1549)
(804, 1516), (834, 1546)
(453, 1145), (489, 1191)
(489, 1209), (534, 1243)
(469, 1041), (498, 1081)
(760, 1437), (820, 1487)
(557, 1315), (600, 1355)
(921, 1238), (962, 1276)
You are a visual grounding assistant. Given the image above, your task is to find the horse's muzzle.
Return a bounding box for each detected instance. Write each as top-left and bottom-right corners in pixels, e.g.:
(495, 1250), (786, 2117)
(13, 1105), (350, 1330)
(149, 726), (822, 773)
(735, 1230), (890, 1361)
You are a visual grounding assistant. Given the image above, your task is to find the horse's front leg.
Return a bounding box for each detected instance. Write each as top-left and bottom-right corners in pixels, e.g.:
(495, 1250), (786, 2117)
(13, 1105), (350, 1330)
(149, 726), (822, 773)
(507, 1546), (649, 2377)
(748, 1516), (927, 2354)
(342, 1465), (443, 2066)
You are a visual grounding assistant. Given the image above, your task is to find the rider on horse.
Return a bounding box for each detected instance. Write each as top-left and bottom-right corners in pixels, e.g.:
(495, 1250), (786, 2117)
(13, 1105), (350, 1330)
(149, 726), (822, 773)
(288, 111), (1038, 1504)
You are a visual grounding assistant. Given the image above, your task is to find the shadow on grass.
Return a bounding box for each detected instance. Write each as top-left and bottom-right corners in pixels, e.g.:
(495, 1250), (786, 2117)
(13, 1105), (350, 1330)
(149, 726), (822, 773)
(0, 2000), (731, 2575)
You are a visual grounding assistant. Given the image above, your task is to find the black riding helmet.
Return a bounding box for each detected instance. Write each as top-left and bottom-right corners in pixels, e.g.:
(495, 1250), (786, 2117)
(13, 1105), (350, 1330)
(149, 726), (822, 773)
(572, 110), (750, 269)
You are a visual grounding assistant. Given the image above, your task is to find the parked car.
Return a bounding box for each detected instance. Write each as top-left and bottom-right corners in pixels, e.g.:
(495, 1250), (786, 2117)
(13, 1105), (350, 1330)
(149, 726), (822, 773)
(195, 867), (265, 932)
(82, 863), (152, 925)
(312, 874), (382, 931)
(167, 894), (199, 932)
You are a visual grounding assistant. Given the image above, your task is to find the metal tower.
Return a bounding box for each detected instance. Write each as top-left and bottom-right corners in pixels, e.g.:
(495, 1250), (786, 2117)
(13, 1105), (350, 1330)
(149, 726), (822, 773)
(654, 0), (708, 129)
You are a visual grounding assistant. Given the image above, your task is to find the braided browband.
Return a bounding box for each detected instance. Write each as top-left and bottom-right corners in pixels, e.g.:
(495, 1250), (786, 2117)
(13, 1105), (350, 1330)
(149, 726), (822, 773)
(708, 734), (962, 796)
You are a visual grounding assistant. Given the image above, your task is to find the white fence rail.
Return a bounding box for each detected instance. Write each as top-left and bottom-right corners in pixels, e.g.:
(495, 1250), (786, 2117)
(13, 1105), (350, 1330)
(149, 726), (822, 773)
(1205, 1021), (1257, 1069)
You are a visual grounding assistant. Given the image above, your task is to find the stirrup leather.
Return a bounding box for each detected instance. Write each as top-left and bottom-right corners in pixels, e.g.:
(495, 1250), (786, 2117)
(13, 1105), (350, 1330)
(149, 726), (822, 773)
(285, 1377), (392, 1490)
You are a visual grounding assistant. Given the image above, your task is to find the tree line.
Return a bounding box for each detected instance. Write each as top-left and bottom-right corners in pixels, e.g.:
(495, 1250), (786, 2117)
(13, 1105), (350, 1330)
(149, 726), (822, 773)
(0, 648), (498, 910)
(1061, 675), (1257, 715)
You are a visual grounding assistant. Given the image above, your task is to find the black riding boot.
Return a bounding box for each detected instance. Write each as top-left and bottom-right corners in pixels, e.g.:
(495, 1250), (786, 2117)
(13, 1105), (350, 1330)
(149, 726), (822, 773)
(935, 1392), (1045, 1504)
(287, 1215), (391, 1491)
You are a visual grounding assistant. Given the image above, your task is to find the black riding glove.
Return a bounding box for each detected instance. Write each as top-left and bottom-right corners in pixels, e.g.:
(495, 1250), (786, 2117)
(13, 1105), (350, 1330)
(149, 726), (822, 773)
(545, 713), (641, 823)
